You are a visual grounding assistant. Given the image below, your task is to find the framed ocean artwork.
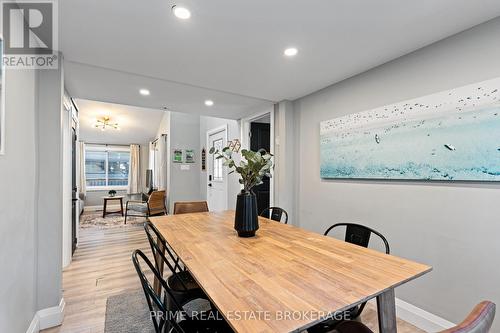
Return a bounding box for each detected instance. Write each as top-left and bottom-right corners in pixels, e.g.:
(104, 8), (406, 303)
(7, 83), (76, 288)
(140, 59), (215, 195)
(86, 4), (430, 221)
(320, 77), (500, 181)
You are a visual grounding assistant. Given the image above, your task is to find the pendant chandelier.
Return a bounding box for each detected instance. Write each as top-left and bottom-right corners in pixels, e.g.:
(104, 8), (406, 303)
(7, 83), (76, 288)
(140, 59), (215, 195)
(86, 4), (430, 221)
(94, 116), (120, 131)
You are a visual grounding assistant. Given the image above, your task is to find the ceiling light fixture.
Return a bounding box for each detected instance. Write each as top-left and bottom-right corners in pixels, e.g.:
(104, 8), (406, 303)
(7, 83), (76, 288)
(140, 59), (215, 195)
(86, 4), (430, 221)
(94, 116), (120, 131)
(284, 47), (298, 57)
(139, 89), (150, 96)
(204, 100), (214, 106)
(172, 5), (191, 19)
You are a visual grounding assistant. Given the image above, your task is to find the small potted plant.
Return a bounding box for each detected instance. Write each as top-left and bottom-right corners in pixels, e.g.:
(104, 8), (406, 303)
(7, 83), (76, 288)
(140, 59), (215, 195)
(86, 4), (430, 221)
(209, 147), (273, 237)
(108, 189), (117, 197)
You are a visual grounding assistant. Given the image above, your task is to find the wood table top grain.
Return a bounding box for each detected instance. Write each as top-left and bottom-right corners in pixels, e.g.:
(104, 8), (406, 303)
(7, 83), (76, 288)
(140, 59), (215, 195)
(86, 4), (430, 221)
(150, 211), (431, 333)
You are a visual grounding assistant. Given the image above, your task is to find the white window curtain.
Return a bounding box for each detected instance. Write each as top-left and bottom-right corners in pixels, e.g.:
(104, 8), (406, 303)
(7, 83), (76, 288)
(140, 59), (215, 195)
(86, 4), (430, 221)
(149, 135), (167, 191)
(128, 144), (140, 194)
(149, 141), (155, 186)
(150, 141), (159, 189)
(79, 141), (86, 195)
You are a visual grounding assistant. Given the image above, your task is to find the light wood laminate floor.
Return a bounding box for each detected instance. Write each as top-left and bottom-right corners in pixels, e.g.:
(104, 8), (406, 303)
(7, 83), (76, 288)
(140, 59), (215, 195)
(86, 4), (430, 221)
(42, 226), (423, 333)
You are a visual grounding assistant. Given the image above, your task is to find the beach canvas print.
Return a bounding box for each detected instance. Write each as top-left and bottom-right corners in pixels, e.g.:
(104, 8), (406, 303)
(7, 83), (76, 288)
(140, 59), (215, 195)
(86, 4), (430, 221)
(320, 77), (500, 181)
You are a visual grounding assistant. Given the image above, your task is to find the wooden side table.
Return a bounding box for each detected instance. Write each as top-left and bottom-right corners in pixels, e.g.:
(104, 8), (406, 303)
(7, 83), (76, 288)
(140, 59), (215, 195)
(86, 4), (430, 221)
(102, 196), (124, 218)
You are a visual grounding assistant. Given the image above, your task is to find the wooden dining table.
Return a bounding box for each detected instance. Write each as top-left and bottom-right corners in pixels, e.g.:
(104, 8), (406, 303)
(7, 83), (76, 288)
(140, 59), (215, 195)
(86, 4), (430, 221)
(150, 211), (431, 333)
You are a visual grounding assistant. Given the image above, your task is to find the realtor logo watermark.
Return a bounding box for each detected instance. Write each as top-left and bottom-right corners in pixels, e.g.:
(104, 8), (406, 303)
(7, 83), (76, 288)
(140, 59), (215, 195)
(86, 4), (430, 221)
(2, 0), (58, 69)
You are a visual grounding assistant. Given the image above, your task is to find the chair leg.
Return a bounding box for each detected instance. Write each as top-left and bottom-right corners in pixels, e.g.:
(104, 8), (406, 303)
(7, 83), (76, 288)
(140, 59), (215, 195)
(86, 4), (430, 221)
(124, 203), (128, 224)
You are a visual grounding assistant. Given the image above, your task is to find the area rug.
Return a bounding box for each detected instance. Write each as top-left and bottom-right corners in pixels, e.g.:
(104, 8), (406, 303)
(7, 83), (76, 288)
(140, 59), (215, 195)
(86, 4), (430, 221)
(104, 290), (212, 333)
(105, 290), (154, 333)
(80, 210), (146, 229)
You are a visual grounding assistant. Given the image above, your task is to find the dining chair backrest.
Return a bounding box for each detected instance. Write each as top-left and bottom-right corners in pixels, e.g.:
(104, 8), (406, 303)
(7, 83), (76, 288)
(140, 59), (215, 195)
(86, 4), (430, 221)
(332, 301), (496, 333)
(323, 222), (390, 320)
(148, 190), (167, 216)
(260, 207), (288, 224)
(440, 301), (496, 333)
(324, 223), (390, 254)
(173, 201), (209, 215)
(132, 249), (187, 333)
(144, 222), (188, 291)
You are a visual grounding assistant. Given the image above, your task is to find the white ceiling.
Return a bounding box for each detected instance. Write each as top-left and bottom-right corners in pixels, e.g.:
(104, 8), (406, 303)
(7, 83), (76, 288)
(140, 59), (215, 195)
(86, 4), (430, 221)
(61, 0), (500, 119)
(76, 99), (165, 145)
(65, 62), (272, 120)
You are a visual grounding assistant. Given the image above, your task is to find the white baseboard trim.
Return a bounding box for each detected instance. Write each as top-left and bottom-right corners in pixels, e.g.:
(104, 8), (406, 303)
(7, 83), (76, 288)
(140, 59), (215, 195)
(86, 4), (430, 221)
(368, 297), (455, 332)
(26, 316), (39, 333)
(39, 298), (65, 330)
(395, 298), (455, 332)
(26, 298), (65, 333)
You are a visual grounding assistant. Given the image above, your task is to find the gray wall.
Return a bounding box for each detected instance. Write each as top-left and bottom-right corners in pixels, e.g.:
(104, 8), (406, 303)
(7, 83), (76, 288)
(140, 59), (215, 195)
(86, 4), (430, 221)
(274, 101), (299, 225)
(151, 113), (242, 212)
(199, 116), (241, 209)
(168, 112), (202, 212)
(294, 17), (500, 329)
(35, 61), (64, 311)
(0, 69), (38, 333)
(84, 190), (128, 207)
(0, 58), (65, 332)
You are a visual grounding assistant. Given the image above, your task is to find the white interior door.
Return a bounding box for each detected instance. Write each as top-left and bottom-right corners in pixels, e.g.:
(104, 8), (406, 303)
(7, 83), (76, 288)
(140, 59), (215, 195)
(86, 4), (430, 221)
(207, 126), (228, 211)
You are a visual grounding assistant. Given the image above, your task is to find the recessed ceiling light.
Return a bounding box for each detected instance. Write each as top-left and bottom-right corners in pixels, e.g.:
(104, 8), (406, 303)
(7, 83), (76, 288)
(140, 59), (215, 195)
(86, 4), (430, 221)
(284, 47), (298, 57)
(205, 100), (214, 106)
(139, 89), (150, 96)
(172, 5), (191, 19)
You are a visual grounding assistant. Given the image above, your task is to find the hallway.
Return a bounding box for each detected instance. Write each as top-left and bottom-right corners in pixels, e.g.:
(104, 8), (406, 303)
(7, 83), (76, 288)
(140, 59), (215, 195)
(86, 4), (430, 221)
(42, 226), (151, 333)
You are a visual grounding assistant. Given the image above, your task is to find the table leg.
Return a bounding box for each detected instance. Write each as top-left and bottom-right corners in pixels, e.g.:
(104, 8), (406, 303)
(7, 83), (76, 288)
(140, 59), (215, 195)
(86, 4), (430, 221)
(120, 198), (124, 216)
(103, 199), (107, 218)
(377, 288), (397, 333)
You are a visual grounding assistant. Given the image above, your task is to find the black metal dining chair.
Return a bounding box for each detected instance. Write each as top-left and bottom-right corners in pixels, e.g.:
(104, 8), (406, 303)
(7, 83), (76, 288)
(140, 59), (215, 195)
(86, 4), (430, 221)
(132, 249), (233, 333)
(326, 223), (390, 319)
(324, 223), (390, 255)
(144, 221), (207, 308)
(308, 223), (390, 333)
(260, 207), (288, 224)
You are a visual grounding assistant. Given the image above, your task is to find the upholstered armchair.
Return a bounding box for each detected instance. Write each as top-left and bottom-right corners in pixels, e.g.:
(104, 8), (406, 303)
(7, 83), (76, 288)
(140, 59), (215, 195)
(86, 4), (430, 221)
(124, 190), (167, 223)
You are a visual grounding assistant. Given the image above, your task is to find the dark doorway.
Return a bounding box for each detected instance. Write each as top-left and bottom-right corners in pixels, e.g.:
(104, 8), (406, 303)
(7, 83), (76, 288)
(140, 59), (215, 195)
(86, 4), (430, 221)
(250, 122), (270, 214)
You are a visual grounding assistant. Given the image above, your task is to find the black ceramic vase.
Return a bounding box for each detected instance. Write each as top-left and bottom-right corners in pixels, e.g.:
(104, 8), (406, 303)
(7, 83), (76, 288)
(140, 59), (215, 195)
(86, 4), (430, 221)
(234, 190), (259, 237)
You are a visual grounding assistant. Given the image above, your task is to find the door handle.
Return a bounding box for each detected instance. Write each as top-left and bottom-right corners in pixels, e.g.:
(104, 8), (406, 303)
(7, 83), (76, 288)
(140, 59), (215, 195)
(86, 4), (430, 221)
(208, 183), (212, 187)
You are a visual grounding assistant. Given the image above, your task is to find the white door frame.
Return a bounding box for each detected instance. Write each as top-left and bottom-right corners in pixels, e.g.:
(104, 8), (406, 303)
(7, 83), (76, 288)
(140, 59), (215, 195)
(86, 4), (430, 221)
(62, 100), (72, 269)
(240, 106), (275, 207)
(71, 104), (80, 248)
(206, 124), (229, 210)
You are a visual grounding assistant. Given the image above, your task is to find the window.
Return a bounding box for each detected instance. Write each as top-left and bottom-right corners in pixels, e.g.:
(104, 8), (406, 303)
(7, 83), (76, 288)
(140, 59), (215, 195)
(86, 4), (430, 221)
(85, 150), (107, 187)
(85, 146), (130, 189)
(212, 138), (223, 181)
